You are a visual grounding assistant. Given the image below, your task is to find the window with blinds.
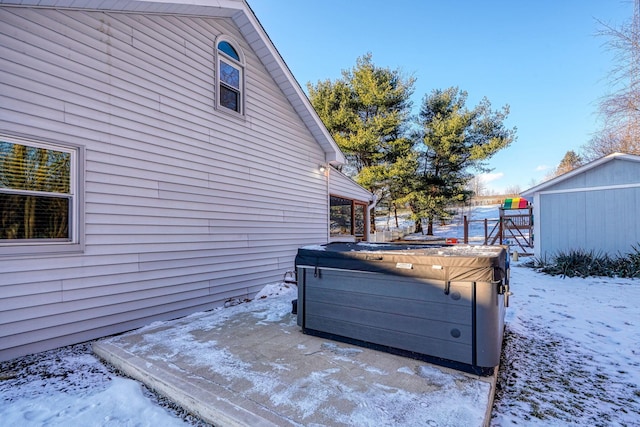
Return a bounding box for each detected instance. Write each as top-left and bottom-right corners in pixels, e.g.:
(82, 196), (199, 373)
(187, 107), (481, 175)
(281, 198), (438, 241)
(0, 138), (75, 241)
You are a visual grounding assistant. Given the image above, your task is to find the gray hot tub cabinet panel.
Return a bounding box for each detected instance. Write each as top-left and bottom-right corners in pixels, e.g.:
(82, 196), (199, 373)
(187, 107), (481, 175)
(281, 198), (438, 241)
(474, 280), (506, 367)
(306, 314), (474, 364)
(295, 243), (507, 372)
(306, 283), (472, 325)
(298, 269), (479, 365)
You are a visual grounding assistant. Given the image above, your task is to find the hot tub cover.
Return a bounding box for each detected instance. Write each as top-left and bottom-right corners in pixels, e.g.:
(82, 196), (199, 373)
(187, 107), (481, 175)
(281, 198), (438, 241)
(295, 242), (507, 283)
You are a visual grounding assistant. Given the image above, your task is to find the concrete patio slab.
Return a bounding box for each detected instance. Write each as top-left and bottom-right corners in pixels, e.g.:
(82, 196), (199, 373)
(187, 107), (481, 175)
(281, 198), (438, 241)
(93, 287), (497, 426)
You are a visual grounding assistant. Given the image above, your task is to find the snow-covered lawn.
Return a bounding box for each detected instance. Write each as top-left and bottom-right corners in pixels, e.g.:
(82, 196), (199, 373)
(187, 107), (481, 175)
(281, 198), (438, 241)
(492, 264), (640, 426)
(0, 341), (205, 426)
(1, 206), (639, 426)
(2, 264), (638, 426)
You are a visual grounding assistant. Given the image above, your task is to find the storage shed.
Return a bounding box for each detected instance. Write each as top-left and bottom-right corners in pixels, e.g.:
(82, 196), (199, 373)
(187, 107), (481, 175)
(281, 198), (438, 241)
(522, 152), (640, 258)
(0, 0), (372, 361)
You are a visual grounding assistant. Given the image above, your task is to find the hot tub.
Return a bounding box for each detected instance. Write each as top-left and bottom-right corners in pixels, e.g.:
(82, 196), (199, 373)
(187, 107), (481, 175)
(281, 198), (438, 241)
(295, 242), (509, 375)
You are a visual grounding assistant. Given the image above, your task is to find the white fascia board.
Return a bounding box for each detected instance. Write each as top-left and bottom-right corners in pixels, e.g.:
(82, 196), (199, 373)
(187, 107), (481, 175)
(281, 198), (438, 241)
(237, 3), (345, 165)
(0, 0), (242, 16)
(535, 182), (640, 196)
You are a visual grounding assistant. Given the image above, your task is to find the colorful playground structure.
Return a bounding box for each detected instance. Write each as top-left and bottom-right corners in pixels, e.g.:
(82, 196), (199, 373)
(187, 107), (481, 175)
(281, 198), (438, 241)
(463, 197), (533, 254)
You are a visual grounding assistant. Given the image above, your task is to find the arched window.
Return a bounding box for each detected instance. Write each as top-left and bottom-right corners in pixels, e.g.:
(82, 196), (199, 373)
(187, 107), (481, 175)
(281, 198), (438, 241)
(216, 37), (244, 114)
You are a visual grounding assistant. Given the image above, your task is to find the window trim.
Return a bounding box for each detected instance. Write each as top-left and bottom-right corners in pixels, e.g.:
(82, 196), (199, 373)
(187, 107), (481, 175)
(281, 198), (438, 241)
(0, 134), (84, 257)
(215, 35), (245, 116)
(330, 194), (368, 241)
(353, 201), (367, 238)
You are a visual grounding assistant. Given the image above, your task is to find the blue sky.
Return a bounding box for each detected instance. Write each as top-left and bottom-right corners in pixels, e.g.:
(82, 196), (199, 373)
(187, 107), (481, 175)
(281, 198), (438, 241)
(248, 0), (633, 194)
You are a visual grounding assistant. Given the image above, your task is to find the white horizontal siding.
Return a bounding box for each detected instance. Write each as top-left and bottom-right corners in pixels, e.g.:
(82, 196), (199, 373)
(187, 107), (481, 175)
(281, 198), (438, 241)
(0, 7), (329, 360)
(329, 167), (373, 202)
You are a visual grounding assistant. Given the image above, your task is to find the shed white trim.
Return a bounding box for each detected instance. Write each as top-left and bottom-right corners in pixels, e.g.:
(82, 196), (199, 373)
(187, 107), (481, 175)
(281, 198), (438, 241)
(535, 182), (640, 195)
(522, 152), (640, 196)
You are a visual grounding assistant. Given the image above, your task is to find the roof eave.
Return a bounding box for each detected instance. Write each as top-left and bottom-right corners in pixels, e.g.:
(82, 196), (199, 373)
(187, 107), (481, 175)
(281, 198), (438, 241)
(236, 4), (345, 164)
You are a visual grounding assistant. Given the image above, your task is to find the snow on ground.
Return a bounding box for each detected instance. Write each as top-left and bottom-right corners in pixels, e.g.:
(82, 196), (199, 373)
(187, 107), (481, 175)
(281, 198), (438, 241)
(492, 263), (640, 426)
(100, 282), (490, 427)
(1, 205), (639, 426)
(0, 342), (207, 426)
(378, 204), (522, 244)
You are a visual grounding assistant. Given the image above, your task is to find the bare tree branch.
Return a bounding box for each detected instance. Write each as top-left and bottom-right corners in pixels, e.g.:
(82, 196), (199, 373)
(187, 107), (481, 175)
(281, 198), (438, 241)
(586, 0), (640, 159)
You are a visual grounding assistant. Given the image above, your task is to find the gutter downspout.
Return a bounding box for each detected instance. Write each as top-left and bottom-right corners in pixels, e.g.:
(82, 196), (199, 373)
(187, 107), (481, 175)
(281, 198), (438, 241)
(325, 164), (330, 243)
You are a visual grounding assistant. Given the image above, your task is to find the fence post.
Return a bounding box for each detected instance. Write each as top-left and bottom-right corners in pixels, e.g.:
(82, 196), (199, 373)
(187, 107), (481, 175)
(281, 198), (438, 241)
(464, 215), (469, 244)
(484, 218), (488, 245)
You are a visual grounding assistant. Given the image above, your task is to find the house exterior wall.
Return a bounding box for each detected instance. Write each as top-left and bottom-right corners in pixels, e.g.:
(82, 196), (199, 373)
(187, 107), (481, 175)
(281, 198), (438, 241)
(0, 7), (330, 361)
(329, 167), (373, 203)
(530, 158), (640, 258)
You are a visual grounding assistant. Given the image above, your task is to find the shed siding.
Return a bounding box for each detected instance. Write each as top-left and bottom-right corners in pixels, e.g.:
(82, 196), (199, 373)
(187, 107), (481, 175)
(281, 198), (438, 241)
(538, 186), (640, 256)
(0, 8), (328, 360)
(538, 192), (588, 255)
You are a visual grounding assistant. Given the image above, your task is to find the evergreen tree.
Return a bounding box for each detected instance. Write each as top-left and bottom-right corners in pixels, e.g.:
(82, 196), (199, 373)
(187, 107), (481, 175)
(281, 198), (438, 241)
(307, 53), (415, 211)
(405, 87), (515, 234)
(555, 150), (583, 176)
